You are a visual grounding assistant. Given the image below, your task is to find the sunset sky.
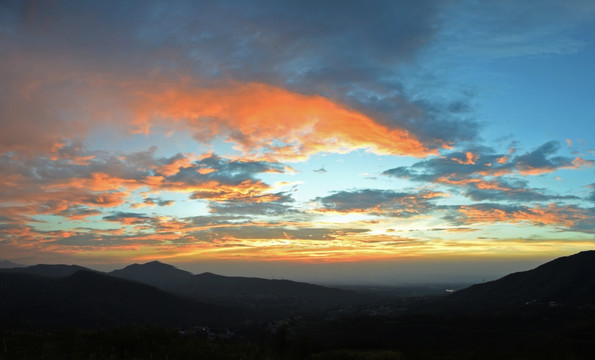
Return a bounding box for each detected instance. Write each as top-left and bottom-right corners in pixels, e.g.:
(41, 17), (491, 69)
(1, 0), (594, 283)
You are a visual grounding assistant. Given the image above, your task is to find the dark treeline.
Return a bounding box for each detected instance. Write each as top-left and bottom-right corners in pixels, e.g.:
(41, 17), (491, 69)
(2, 306), (595, 360)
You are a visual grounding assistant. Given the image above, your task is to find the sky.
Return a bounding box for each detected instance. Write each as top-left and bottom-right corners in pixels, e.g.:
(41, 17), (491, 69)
(0, 0), (594, 284)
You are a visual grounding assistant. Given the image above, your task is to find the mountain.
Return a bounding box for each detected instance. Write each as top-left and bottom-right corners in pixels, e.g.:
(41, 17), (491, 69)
(0, 270), (249, 329)
(0, 264), (92, 277)
(189, 271), (351, 301)
(0, 260), (24, 268)
(447, 250), (595, 310)
(109, 260), (194, 293)
(110, 261), (359, 312)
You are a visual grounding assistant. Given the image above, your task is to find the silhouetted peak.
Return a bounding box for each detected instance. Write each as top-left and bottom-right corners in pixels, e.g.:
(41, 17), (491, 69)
(146, 260), (167, 266)
(119, 260), (187, 272)
(109, 260), (194, 290)
(198, 271), (220, 277)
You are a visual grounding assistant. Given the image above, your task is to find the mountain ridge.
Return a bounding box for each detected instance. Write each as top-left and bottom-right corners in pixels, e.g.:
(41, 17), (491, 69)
(0, 264), (92, 277)
(0, 260), (24, 268)
(109, 260), (359, 312)
(5, 251), (595, 317)
(0, 269), (250, 328)
(109, 261), (194, 293)
(447, 250), (595, 310)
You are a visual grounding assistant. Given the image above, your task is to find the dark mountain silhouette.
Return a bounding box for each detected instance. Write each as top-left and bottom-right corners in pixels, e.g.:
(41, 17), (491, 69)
(447, 250), (595, 310)
(0, 270), (250, 329)
(110, 261), (358, 312)
(0, 260), (23, 268)
(2, 254), (595, 359)
(109, 260), (194, 293)
(0, 263), (91, 277)
(189, 271), (349, 300)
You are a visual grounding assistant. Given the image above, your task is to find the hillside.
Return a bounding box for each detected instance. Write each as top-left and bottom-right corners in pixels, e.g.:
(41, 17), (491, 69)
(448, 250), (595, 310)
(0, 270), (250, 329)
(110, 261), (358, 312)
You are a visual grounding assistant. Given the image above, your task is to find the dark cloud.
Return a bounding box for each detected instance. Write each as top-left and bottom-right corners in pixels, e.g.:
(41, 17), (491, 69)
(174, 0), (441, 85)
(0, 0), (478, 153)
(0, 147), (287, 224)
(513, 141), (579, 174)
(383, 145), (509, 182)
(209, 193), (296, 215)
(140, 197), (174, 207)
(0, 0), (440, 82)
(588, 184), (595, 203)
(4, 1), (592, 158)
(315, 189), (443, 217)
(158, 154), (289, 202)
(0, 144), (155, 190)
(188, 215), (246, 227)
(381, 142), (593, 208)
(0, 216), (12, 223)
(383, 141), (591, 181)
(103, 212), (151, 224)
(162, 154), (284, 186)
(57, 206), (102, 220)
(360, 94), (481, 149)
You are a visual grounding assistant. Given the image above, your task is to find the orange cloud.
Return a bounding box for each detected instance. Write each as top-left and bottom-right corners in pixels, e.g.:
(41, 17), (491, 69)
(163, 178), (282, 203)
(191, 181), (275, 202)
(473, 180), (514, 191)
(451, 151), (479, 165)
(43, 172), (142, 193)
(457, 203), (588, 228)
(571, 157), (593, 168)
(132, 82), (432, 161)
(158, 155), (195, 177)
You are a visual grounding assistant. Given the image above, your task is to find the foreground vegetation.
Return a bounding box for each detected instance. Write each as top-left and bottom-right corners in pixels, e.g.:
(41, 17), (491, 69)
(0, 326), (274, 360)
(2, 306), (594, 360)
